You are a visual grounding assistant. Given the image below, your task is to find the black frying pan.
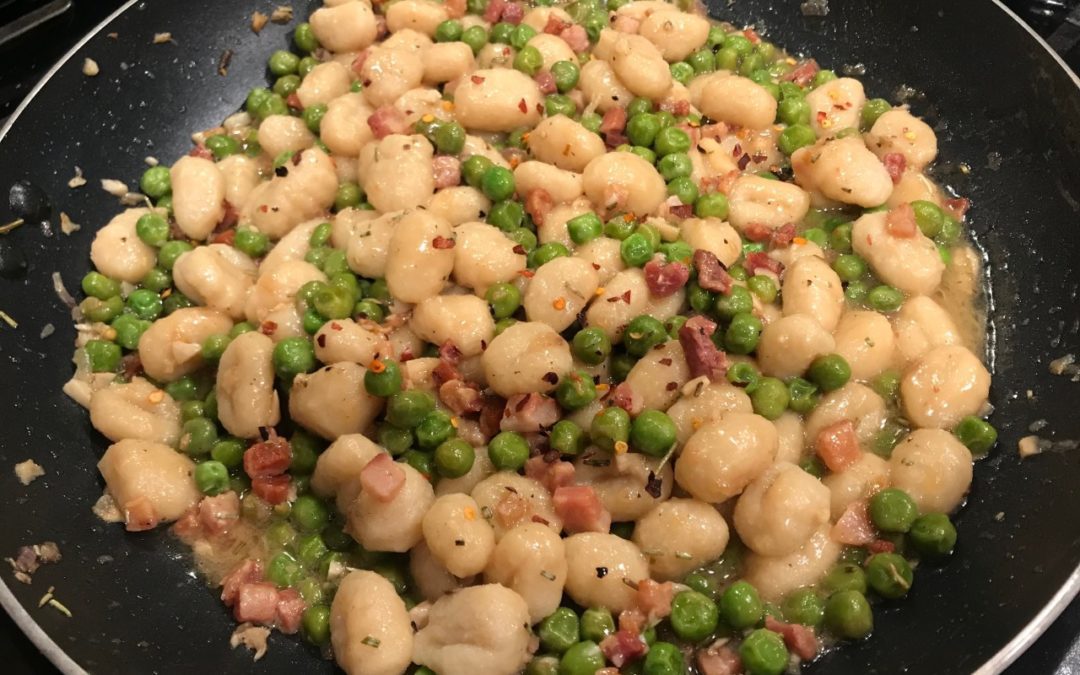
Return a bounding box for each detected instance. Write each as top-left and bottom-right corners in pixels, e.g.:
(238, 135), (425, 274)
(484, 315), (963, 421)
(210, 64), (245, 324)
(0, 0), (1078, 672)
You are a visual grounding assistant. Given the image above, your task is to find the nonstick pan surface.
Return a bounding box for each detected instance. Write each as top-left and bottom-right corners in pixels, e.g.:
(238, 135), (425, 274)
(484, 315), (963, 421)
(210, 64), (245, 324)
(0, 0), (1078, 673)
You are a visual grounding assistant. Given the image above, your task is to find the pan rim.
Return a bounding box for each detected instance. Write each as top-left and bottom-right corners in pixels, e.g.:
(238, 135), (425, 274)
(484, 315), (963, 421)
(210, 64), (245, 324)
(0, 0), (1078, 673)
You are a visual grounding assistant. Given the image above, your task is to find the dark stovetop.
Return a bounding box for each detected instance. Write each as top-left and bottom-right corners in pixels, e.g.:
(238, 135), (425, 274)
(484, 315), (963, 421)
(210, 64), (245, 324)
(1, 0), (1080, 674)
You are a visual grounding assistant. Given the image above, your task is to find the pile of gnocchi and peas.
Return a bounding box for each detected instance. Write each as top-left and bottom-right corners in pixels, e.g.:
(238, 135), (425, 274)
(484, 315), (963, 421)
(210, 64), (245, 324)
(69, 0), (1001, 673)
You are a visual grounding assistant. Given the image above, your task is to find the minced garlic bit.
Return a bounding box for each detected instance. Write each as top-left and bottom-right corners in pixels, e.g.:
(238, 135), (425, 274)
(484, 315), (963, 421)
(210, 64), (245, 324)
(67, 167), (86, 189)
(100, 178), (129, 197)
(0, 311), (17, 329)
(144, 156), (159, 167)
(92, 492), (124, 523)
(14, 460), (44, 486)
(231, 623), (271, 661)
(270, 5), (294, 23)
(251, 11), (269, 33)
(47, 598), (72, 618)
(152, 32), (173, 44)
(0, 218), (23, 234)
(60, 212), (80, 235)
(82, 58), (99, 77)
(1018, 435), (1042, 459)
(1049, 353), (1076, 376)
(614, 441), (629, 455)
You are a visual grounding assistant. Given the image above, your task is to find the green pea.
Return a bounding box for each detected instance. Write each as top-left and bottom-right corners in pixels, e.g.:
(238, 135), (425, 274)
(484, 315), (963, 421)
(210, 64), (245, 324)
(269, 50), (300, 78)
(954, 415), (998, 455)
(693, 192), (729, 219)
(429, 121), (465, 156)
(654, 126), (691, 156)
(778, 124), (816, 155)
(905, 200), (945, 238)
(158, 240), (193, 271)
(824, 589), (873, 640)
(462, 155), (493, 188)
(626, 113), (660, 148)
(629, 410), (677, 457)
(719, 579), (764, 630)
(579, 607), (615, 642)
(374, 424), (412, 456)
(141, 267), (172, 293)
(937, 216), (963, 245)
(823, 562), (867, 594)
(562, 212), (601, 245)
(806, 353), (850, 392)
(551, 60), (580, 92)
(801, 227), (828, 249)
(530, 242), (570, 268)
(483, 200), (521, 231)
(271, 337), (315, 382)
(291, 21), (318, 52)
(609, 352), (636, 383)
(204, 134), (238, 160)
(433, 438), (475, 478)
(268, 551), (302, 588)
(488, 431), (530, 471)
(539, 607), (580, 653)
(830, 253), (865, 282)
(749, 376), (788, 419)
(624, 97), (651, 117)
(181, 400), (206, 423)
(362, 358), (402, 398)
(867, 285), (904, 312)
(84, 339), (121, 372)
(825, 222), (851, 253)
(670, 590), (719, 642)
(869, 488), (919, 533)
(162, 291), (193, 316)
(295, 56), (317, 78)
(481, 166), (515, 201)
(681, 571), (717, 600)
(659, 240), (692, 265)
(139, 166), (171, 199)
(165, 374), (207, 402)
(643, 641), (684, 675)
(860, 98), (892, 130)
(287, 495), (327, 534)
(636, 223), (661, 252)
(199, 334), (230, 362)
(484, 281), (521, 320)
(510, 23), (538, 49)
(333, 182), (362, 211)
(655, 153), (691, 182)
(549, 419), (586, 456)
(686, 281), (715, 314)
(686, 48), (715, 73)
(434, 19), (463, 42)
(620, 232), (654, 267)
(556, 370), (598, 411)
(527, 656), (560, 675)
(350, 299), (381, 323)
(502, 228), (535, 256)
(209, 437), (245, 469)
(231, 228), (267, 258)
(745, 275), (776, 304)
(489, 20), (514, 43)
(111, 314), (151, 350)
(862, 552), (914, 601)
(777, 96), (810, 126)
(601, 214), (633, 240)
(558, 640), (605, 675)
(266, 520), (298, 551)
(461, 25), (488, 54)
(399, 449), (434, 480)
(579, 111), (603, 133)
(812, 69), (837, 87)
(545, 94), (577, 117)
(590, 406), (630, 453)
(670, 61), (694, 85)
(416, 409), (455, 450)
(909, 513), (957, 557)
(725, 312), (763, 355)
(514, 45), (544, 76)
(133, 212), (169, 248)
(715, 285), (752, 320)
(493, 317), (516, 336)
(782, 588), (824, 627)
(786, 377), (819, 414)
(80, 296), (121, 324)
(711, 46), (736, 71)
(295, 103), (327, 135)
(618, 317), (662, 359)
(739, 629), (788, 675)
(180, 417), (218, 456)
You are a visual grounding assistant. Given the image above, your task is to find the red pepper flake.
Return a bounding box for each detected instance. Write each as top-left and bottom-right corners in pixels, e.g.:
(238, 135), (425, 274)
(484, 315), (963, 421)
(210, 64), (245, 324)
(259, 320), (278, 336)
(258, 204), (269, 213)
(542, 372), (559, 385)
(620, 290), (632, 304)
(316, 334), (327, 348)
(471, 75), (485, 84)
(659, 358), (673, 366)
(518, 98), (528, 114)
(518, 269), (535, 278)
(666, 382), (678, 391)
(432, 235), (455, 249)
(737, 154), (751, 171)
(330, 322), (342, 331)
(591, 263), (600, 270)
(731, 143), (742, 158)
(512, 244), (526, 255)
